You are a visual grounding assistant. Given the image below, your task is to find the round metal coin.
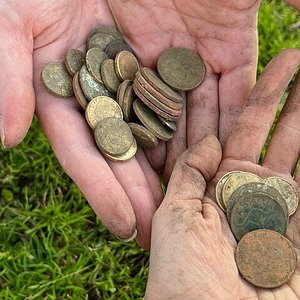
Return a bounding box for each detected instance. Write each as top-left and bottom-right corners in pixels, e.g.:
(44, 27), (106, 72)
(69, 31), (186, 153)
(105, 41), (133, 59)
(73, 71), (88, 109)
(65, 49), (85, 77)
(122, 84), (135, 122)
(117, 80), (132, 107)
(128, 123), (158, 149)
(158, 116), (177, 131)
(88, 32), (116, 51)
(101, 59), (121, 94)
(88, 26), (123, 43)
(86, 47), (108, 83)
(115, 50), (139, 81)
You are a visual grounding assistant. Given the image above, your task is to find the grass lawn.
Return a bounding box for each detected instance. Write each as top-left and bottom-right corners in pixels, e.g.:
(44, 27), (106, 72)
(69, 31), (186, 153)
(0, 1), (299, 299)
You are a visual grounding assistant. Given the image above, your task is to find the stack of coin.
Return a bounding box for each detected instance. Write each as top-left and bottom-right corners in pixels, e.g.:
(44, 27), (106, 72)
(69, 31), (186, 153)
(41, 26), (206, 161)
(215, 171), (299, 288)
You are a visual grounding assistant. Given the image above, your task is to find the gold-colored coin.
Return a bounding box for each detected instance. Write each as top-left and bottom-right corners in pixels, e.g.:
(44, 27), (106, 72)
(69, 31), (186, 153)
(222, 172), (262, 208)
(122, 84), (135, 122)
(41, 63), (74, 98)
(115, 50), (139, 81)
(128, 123), (158, 149)
(87, 32), (115, 50)
(65, 49), (85, 77)
(133, 99), (173, 141)
(73, 71), (88, 109)
(94, 117), (133, 156)
(116, 80), (132, 107)
(85, 96), (123, 128)
(88, 26), (123, 44)
(101, 59), (121, 94)
(86, 47), (108, 83)
(264, 176), (299, 216)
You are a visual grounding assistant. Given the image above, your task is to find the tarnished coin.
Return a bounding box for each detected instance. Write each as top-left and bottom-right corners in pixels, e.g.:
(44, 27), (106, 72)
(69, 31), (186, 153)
(140, 67), (183, 103)
(128, 123), (158, 149)
(264, 176), (299, 216)
(115, 51), (139, 81)
(88, 32), (116, 51)
(105, 41), (133, 59)
(88, 26), (123, 43)
(73, 71), (88, 109)
(133, 82), (180, 122)
(94, 117), (133, 156)
(133, 99), (173, 141)
(86, 48), (108, 83)
(157, 47), (206, 91)
(79, 65), (112, 101)
(65, 49), (85, 77)
(101, 137), (137, 162)
(229, 191), (288, 241)
(122, 84), (135, 122)
(116, 80), (132, 107)
(236, 229), (297, 288)
(158, 116), (177, 131)
(101, 59), (122, 94)
(222, 172), (262, 208)
(85, 96), (123, 128)
(41, 63), (74, 98)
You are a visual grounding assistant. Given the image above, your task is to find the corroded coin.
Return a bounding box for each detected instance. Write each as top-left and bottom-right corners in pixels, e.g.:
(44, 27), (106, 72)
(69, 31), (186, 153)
(105, 41), (133, 59)
(73, 71), (88, 109)
(88, 32), (116, 50)
(158, 116), (177, 131)
(140, 67), (183, 103)
(122, 84), (135, 122)
(41, 63), (74, 98)
(117, 80), (132, 107)
(128, 123), (158, 149)
(88, 26), (123, 43)
(222, 172), (262, 208)
(85, 96), (123, 128)
(86, 48), (108, 83)
(157, 47), (206, 91)
(264, 176), (299, 216)
(235, 229), (297, 288)
(101, 59), (122, 94)
(94, 117), (133, 156)
(65, 49), (86, 77)
(133, 99), (173, 141)
(115, 50), (139, 81)
(79, 65), (112, 101)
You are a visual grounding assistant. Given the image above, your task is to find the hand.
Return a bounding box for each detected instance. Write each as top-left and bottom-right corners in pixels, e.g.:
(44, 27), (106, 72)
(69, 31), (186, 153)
(145, 48), (300, 299)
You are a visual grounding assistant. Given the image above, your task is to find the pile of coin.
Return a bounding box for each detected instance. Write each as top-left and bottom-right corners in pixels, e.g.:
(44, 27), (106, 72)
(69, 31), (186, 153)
(215, 171), (299, 288)
(41, 26), (206, 161)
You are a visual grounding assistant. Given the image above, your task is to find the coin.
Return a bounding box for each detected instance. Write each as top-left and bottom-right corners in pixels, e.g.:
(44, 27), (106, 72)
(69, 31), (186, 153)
(101, 59), (122, 94)
(86, 47), (108, 83)
(222, 172), (262, 208)
(88, 32), (116, 51)
(264, 176), (299, 216)
(94, 117), (133, 156)
(65, 49), (86, 77)
(115, 50), (139, 81)
(133, 99), (173, 141)
(140, 67), (183, 103)
(235, 229), (297, 288)
(41, 63), (74, 98)
(88, 26), (123, 43)
(128, 123), (158, 149)
(73, 71), (88, 109)
(158, 116), (177, 131)
(85, 96), (123, 128)
(122, 84), (135, 122)
(157, 47), (206, 91)
(116, 80), (132, 107)
(229, 191), (288, 241)
(105, 41), (133, 59)
(79, 65), (112, 101)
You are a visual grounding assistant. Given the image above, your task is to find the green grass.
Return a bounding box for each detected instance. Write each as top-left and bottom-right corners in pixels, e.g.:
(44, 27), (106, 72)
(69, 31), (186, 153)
(0, 1), (299, 299)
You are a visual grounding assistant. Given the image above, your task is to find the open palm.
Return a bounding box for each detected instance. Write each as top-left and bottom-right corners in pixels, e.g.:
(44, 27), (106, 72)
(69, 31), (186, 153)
(145, 49), (300, 299)
(1, 0), (260, 249)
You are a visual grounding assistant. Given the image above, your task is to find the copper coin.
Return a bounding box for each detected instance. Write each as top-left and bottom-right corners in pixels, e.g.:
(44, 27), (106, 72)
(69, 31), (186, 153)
(115, 50), (139, 81)
(86, 47), (108, 83)
(101, 59), (122, 94)
(140, 67), (183, 103)
(135, 72), (183, 110)
(157, 47), (206, 91)
(116, 80), (132, 107)
(158, 116), (177, 131)
(235, 229), (297, 288)
(133, 82), (180, 122)
(122, 84), (135, 122)
(88, 32), (116, 51)
(65, 49), (85, 77)
(88, 26), (123, 43)
(73, 71), (88, 109)
(133, 99), (173, 141)
(41, 63), (74, 98)
(105, 41), (133, 59)
(128, 123), (158, 149)
(79, 65), (112, 101)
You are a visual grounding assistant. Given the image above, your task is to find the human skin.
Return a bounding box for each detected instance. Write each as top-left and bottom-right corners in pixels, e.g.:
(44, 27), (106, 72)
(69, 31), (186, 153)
(145, 48), (300, 299)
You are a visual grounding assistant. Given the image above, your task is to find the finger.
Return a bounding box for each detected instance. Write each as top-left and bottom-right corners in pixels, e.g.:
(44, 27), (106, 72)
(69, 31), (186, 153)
(187, 72), (219, 147)
(0, 27), (35, 148)
(224, 48), (300, 163)
(263, 68), (300, 174)
(144, 141), (166, 172)
(219, 62), (257, 146)
(164, 135), (222, 204)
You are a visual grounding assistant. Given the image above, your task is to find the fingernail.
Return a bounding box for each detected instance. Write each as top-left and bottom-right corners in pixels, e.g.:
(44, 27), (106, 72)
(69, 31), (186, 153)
(0, 115), (6, 149)
(116, 229), (137, 242)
